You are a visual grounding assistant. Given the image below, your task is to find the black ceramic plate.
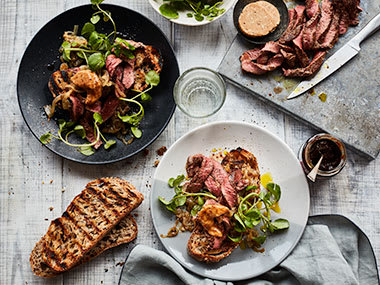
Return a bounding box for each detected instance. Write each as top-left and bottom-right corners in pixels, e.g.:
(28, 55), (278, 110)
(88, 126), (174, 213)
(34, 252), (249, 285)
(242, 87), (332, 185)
(17, 4), (179, 164)
(233, 0), (289, 44)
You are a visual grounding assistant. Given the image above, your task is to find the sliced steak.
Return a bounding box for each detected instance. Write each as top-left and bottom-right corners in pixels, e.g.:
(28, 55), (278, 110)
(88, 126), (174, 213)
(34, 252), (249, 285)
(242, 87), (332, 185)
(69, 95), (84, 122)
(99, 93), (120, 122)
(105, 54), (123, 78)
(85, 101), (102, 113)
(184, 155), (215, 193)
(314, 0), (333, 44)
(280, 5), (306, 43)
(293, 29), (310, 67)
(305, 0), (320, 19)
(302, 12), (320, 50)
(122, 63), (135, 90)
(283, 51), (326, 77)
(79, 112), (102, 149)
(318, 10), (341, 49)
(241, 54), (284, 75)
(279, 8), (297, 43)
(280, 49), (297, 68)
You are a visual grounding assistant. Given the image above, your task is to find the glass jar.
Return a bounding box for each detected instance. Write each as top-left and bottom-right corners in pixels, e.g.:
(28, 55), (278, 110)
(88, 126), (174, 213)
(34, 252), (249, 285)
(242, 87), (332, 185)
(298, 133), (347, 178)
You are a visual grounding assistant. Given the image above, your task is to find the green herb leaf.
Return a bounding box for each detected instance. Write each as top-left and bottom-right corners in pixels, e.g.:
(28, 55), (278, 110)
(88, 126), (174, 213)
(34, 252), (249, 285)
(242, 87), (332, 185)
(252, 235), (266, 244)
(118, 113), (142, 126)
(74, 125), (86, 139)
(81, 22), (95, 39)
(187, 13), (193, 17)
(245, 185), (258, 191)
(191, 204), (201, 216)
(175, 196), (186, 207)
(90, 14), (101, 24)
(158, 196), (171, 206)
(145, 70), (160, 87)
(228, 234), (243, 243)
(91, 0), (104, 5)
(88, 52), (105, 71)
(197, 196), (204, 206)
(61, 41), (71, 61)
(104, 139), (116, 150)
(168, 175), (185, 188)
(266, 183), (281, 202)
(271, 219), (290, 231)
(234, 213), (246, 229)
(93, 112), (103, 124)
(114, 37), (136, 50)
(140, 93), (152, 102)
(194, 13), (204, 21)
(131, 126), (142, 138)
(40, 132), (52, 144)
(159, 4), (179, 19)
(103, 10), (111, 22)
(78, 146), (95, 156)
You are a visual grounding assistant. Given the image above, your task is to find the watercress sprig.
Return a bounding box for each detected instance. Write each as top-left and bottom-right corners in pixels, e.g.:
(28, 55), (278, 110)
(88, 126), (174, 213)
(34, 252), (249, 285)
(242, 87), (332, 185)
(118, 70), (160, 138)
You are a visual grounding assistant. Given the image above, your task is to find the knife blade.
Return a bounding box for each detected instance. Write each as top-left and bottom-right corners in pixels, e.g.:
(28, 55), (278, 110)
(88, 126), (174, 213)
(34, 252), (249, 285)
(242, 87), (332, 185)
(287, 13), (380, 100)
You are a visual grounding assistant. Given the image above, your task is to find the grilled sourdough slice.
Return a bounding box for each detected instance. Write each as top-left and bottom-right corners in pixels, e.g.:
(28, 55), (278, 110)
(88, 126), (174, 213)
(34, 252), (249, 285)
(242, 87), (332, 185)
(30, 215), (137, 277)
(41, 177), (143, 272)
(187, 225), (240, 263)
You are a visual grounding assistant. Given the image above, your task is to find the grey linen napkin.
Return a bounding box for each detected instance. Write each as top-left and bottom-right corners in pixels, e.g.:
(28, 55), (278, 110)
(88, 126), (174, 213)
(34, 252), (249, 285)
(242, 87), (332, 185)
(119, 215), (379, 285)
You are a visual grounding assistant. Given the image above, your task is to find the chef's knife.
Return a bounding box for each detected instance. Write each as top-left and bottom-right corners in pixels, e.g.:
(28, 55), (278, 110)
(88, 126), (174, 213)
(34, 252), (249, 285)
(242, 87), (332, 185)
(287, 13), (380, 100)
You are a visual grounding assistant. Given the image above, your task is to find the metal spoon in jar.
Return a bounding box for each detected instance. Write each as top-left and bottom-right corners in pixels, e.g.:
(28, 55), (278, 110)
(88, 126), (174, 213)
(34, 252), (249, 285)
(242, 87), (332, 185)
(307, 155), (323, 182)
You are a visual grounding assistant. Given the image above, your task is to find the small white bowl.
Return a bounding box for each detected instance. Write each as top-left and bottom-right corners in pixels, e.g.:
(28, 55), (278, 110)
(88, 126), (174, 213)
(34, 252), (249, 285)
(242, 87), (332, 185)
(149, 0), (236, 26)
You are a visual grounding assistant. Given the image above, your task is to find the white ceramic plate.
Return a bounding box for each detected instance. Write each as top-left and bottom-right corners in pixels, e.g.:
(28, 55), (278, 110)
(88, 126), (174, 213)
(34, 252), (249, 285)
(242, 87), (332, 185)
(148, 0), (235, 26)
(150, 121), (310, 281)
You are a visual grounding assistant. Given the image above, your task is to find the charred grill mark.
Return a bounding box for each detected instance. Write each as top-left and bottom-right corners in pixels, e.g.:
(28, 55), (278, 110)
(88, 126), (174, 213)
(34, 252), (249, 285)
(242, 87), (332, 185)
(108, 186), (130, 203)
(62, 210), (93, 241)
(49, 77), (61, 96)
(70, 203), (101, 235)
(60, 70), (69, 82)
(87, 186), (121, 217)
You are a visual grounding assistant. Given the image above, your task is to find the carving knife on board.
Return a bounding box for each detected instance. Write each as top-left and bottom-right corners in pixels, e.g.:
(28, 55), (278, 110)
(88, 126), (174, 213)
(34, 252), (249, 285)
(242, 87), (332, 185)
(287, 13), (380, 100)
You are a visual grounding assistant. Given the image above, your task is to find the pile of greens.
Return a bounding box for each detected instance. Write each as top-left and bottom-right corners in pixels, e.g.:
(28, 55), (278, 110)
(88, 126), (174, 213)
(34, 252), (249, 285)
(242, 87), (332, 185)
(159, 174), (289, 250)
(159, 0), (225, 22)
(40, 0), (161, 155)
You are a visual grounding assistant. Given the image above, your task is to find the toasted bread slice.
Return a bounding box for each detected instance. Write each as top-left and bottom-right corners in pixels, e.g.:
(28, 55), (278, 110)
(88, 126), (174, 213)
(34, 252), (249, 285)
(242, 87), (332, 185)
(41, 177), (143, 272)
(222, 147), (261, 190)
(30, 214), (137, 278)
(187, 225), (239, 263)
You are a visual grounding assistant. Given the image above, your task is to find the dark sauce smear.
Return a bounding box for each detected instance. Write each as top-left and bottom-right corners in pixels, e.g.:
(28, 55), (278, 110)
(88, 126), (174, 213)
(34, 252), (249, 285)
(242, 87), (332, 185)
(309, 139), (341, 171)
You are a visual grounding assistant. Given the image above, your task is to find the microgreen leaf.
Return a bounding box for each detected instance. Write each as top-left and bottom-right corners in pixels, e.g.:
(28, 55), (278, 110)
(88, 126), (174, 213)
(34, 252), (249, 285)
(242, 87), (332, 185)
(271, 219), (290, 231)
(145, 70), (160, 87)
(187, 13), (193, 17)
(40, 132), (52, 144)
(191, 204), (201, 216)
(158, 196), (171, 206)
(266, 183), (281, 202)
(131, 126), (142, 138)
(93, 112), (103, 124)
(90, 14), (101, 24)
(234, 213), (246, 229)
(81, 22), (95, 39)
(61, 41), (71, 61)
(159, 4), (179, 19)
(245, 185), (258, 191)
(252, 235), (266, 244)
(91, 0), (104, 5)
(104, 139), (116, 150)
(88, 52), (105, 71)
(168, 175), (185, 188)
(78, 146), (95, 156)
(194, 13), (204, 21)
(74, 125), (86, 139)
(140, 93), (152, 102)
(197, 196), (204, 206)
(175, 196), (187, 207)
(228, 234), (243, 243)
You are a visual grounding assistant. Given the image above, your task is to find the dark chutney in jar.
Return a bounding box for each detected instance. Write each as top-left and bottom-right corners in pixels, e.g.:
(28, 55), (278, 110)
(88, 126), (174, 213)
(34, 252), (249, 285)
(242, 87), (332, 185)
(309, 139), (341, 171)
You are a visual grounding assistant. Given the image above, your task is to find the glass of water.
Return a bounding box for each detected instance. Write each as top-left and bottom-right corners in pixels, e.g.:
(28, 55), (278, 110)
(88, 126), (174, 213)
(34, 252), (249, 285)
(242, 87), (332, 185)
(173, 67), (226, 118)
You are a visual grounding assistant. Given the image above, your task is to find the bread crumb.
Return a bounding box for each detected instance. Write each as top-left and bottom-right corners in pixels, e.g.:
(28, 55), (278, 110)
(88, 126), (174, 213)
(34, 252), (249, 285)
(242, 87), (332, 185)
(104, 269), (108, 272)
(154, 160), (159, 167)
(143, 149), (149, 156)
(42, 181), (45, 184)
(49, 180), (53, 184)
(44, 218), (48, 221)
(133, 213), (139, 217)
(61, 188), (65, 193)
(116, 262), (125, 267)
(49, 207), (54, 211)
(156, 146), (167, 156)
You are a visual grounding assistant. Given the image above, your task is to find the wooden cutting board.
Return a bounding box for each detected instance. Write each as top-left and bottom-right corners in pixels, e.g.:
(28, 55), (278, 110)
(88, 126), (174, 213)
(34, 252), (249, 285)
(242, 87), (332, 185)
(218, 1), (380, 159)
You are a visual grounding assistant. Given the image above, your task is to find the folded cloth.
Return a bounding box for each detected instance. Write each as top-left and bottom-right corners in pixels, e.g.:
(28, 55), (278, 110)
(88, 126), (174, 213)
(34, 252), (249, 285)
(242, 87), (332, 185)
(119, 215), (379, 285)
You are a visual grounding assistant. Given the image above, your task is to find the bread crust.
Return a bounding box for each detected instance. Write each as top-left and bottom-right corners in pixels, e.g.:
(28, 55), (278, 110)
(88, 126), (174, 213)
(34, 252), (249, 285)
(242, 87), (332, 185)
(34, 177), (143, 273)
(30, 214), (138, 277)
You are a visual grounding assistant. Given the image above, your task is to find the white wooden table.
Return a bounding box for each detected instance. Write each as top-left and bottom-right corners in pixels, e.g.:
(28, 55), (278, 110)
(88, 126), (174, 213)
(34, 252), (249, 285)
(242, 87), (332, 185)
(1, 1), (379, 284)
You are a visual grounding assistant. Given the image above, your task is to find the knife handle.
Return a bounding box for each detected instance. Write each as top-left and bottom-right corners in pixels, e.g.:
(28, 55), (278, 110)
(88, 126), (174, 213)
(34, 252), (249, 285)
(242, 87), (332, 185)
(350, 13), (380, 50)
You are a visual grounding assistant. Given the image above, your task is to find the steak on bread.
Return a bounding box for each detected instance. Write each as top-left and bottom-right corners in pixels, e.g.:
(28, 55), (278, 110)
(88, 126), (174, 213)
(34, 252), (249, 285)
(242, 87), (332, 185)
(187, 224), (239, 263)
(40, 177), (143, 272)
(30, 214), (137, 278)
